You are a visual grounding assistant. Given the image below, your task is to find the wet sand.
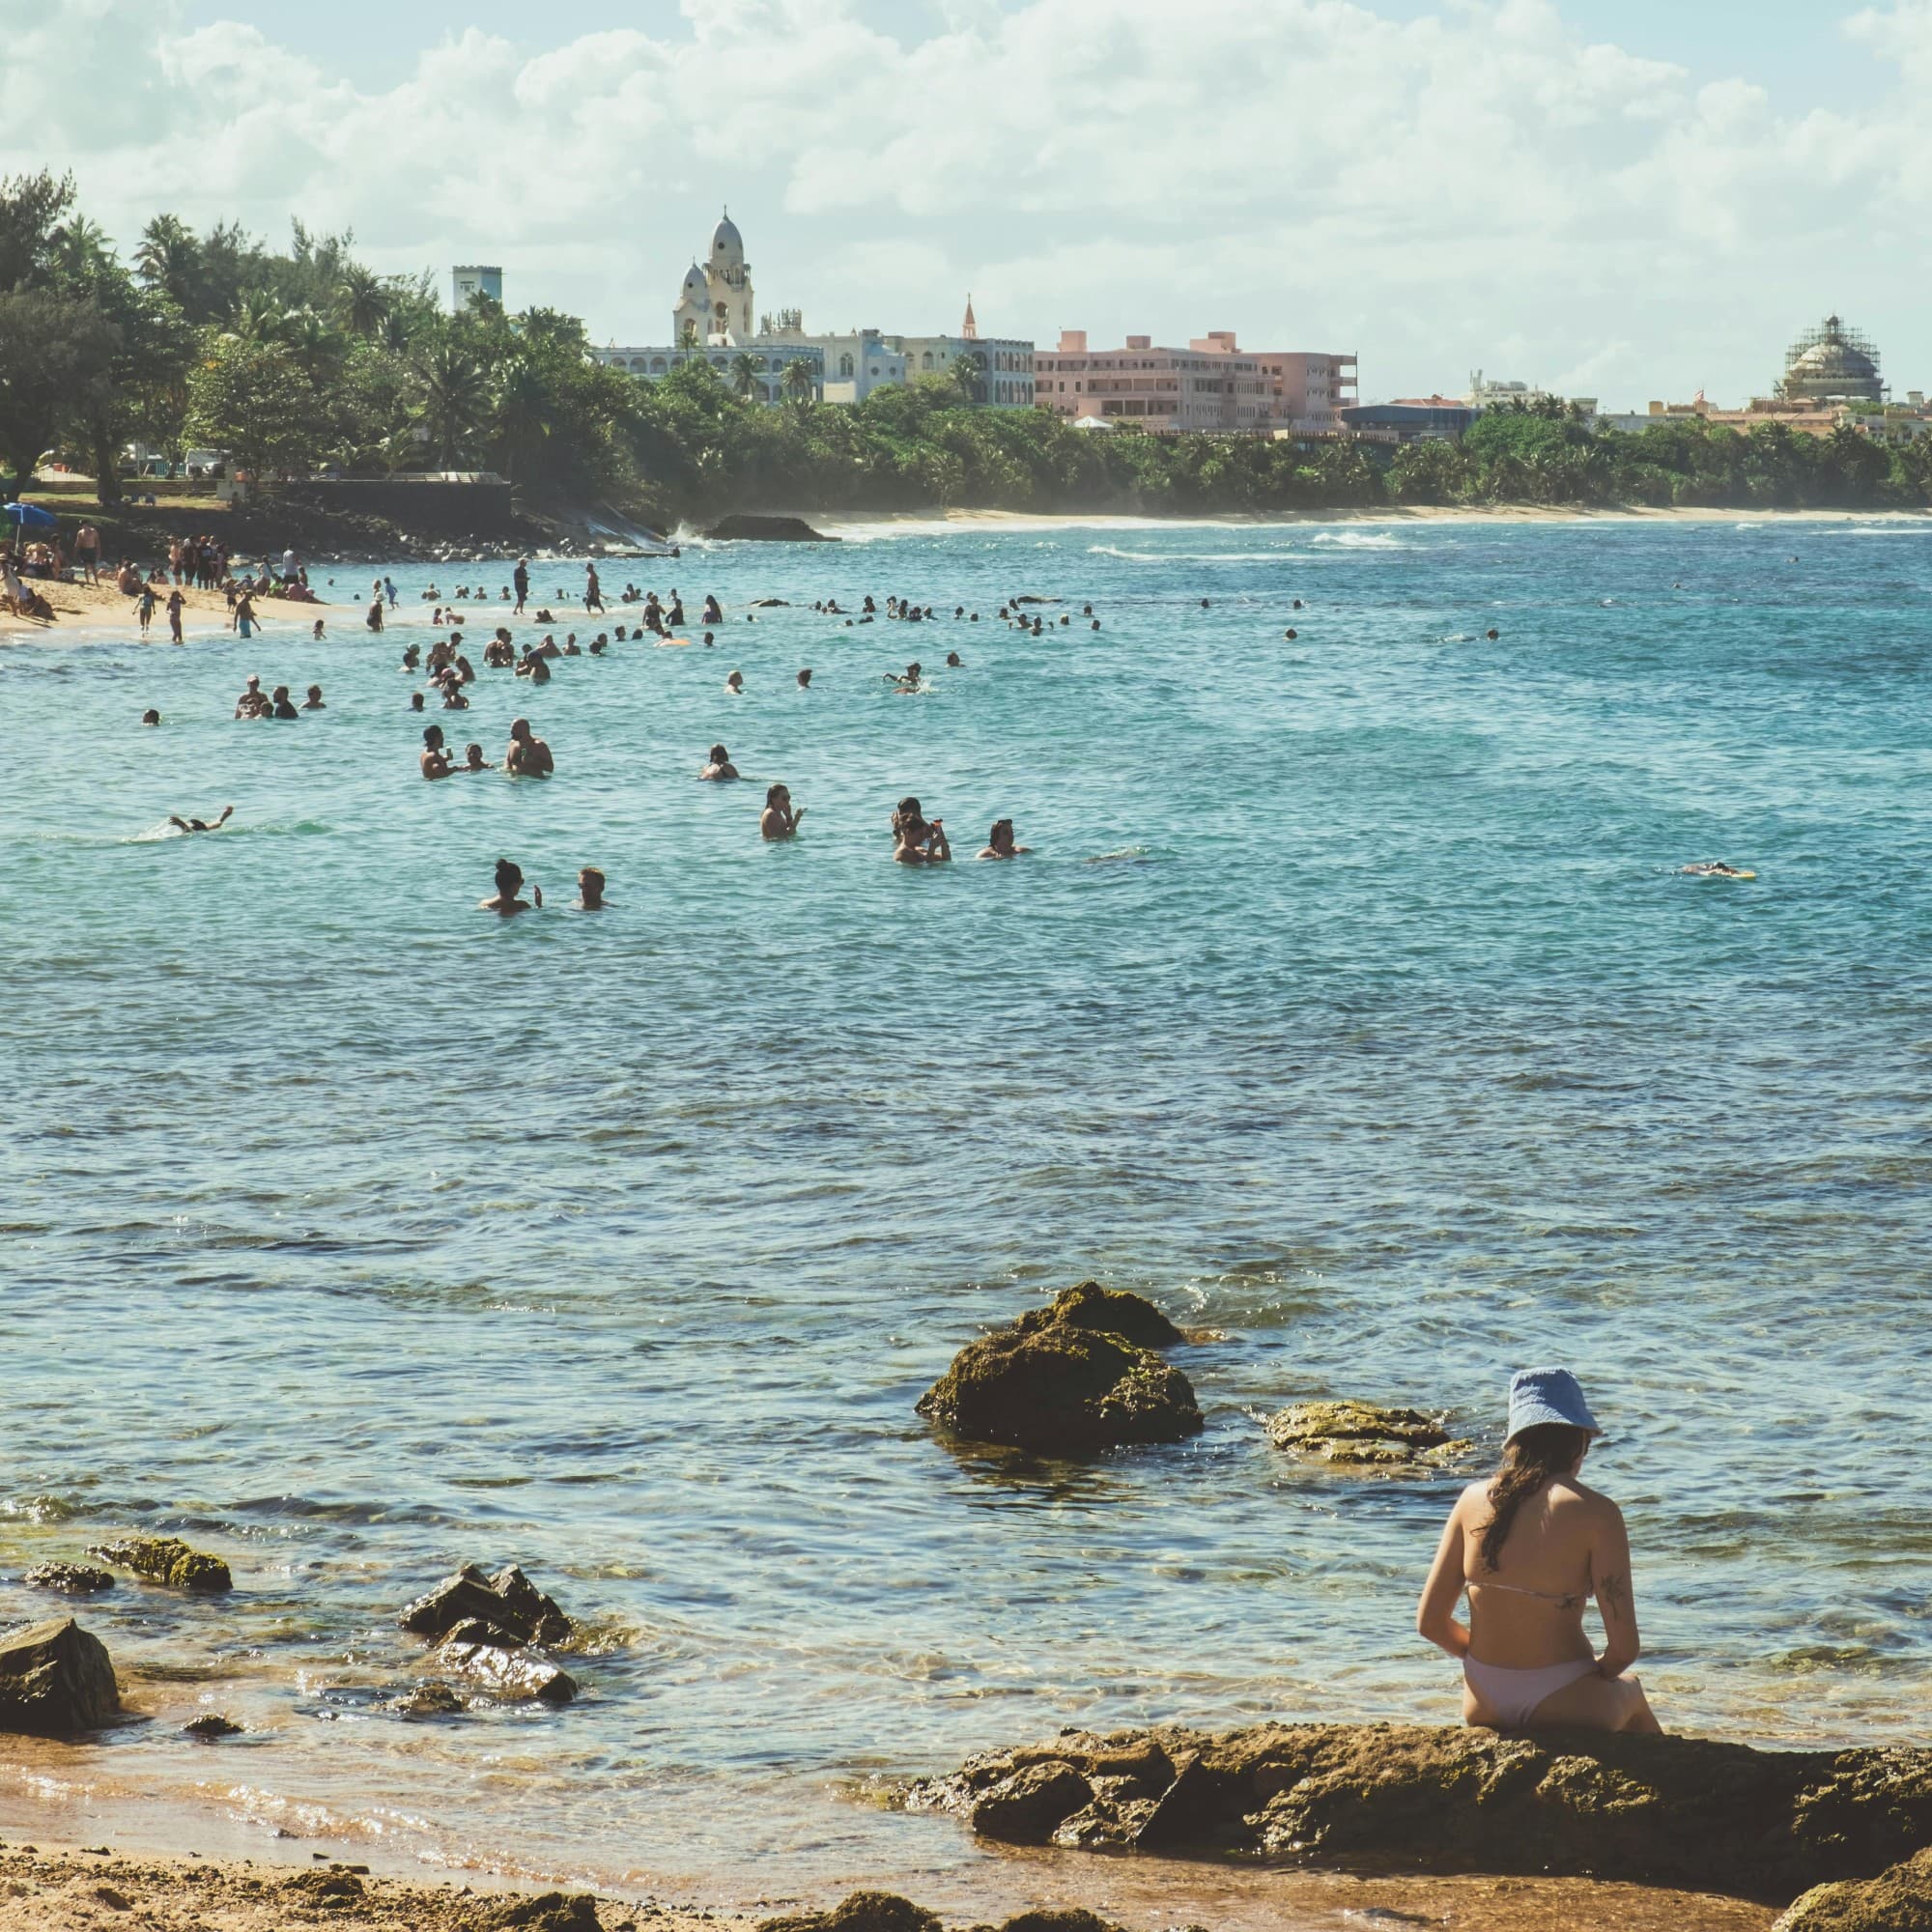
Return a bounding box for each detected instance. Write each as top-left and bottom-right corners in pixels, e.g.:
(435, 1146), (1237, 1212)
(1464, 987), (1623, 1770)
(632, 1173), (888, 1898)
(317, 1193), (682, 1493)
(0, 580), (273, 639)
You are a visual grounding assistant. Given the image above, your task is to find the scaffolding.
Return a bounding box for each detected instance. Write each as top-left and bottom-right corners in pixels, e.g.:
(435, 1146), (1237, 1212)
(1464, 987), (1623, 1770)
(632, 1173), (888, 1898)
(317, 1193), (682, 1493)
(1778, 314), (1883, 403)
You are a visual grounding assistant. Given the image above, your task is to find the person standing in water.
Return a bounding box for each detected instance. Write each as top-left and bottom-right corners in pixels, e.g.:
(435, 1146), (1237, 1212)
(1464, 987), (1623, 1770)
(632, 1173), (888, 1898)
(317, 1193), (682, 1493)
(761, 783), (805, 838)
(584, 563), (605, 614)
(167, 588), (185, 644)
(480, 858), (540, 916)
(577, 867), (607, 910)
(514, 557), (529, 614)
(979, 818), (1030, 859)
(1417, 1369), (1660, 1735)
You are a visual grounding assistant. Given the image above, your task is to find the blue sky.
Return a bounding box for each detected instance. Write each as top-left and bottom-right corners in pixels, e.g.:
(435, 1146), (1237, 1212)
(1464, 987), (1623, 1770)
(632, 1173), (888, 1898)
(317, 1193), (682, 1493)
(21, 0), (1932, 404)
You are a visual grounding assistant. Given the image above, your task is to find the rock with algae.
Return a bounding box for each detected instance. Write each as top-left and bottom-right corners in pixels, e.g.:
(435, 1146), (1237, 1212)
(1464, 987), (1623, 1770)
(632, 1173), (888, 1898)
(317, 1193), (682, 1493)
(905, 1722), (1932, 1906)
(918, 1282), (1202, 1455)
(24, 1562), (115, 1594)
(398, 1562), (573, 1646)
(1265, 1400), (1471, 1467)
(90, 1536), (232, 1593)
(1775, 1849), (1932, 1932)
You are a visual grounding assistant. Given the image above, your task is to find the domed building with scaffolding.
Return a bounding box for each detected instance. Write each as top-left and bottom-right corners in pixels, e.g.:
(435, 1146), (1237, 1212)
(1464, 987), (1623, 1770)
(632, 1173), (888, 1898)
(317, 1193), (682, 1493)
(1777, 315), (1884, 407)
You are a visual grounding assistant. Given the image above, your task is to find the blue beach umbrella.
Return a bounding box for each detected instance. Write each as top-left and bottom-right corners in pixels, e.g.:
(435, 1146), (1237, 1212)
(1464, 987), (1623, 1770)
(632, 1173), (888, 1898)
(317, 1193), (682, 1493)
(3, 501), (60, 531)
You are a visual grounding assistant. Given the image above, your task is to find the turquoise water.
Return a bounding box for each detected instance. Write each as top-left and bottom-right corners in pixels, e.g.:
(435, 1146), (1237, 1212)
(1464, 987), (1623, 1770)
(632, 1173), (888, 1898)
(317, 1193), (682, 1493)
(1, 516), (1929, 1904)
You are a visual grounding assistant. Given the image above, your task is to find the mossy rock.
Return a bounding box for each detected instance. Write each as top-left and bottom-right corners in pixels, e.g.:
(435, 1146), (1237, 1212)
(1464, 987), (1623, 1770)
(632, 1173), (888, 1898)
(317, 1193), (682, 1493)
(1776, 1850), (1932, 1931)
(1265, 1401), (1470, 1466)
(1014, 1281), (1185, 1350)
(24, 1562), (115, 1595)
(91, 1536), (232, 1593)
(919, 1322), (1203, 1455)
(758, 1894), (942, 1932)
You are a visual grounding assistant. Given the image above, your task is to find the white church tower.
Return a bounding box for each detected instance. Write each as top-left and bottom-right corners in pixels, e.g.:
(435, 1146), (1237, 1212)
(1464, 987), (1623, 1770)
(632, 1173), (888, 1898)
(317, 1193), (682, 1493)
(672, 210), (756, 346)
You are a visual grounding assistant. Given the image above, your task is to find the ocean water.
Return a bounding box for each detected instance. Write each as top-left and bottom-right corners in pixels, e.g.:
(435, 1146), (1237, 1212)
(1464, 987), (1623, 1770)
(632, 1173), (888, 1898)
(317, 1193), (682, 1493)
(1, 516), (1929, 1911)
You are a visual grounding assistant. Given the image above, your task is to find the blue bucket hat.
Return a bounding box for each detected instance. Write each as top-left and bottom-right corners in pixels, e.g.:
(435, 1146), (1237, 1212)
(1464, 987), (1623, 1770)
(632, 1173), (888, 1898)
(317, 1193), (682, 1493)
(1506, 1367), (1601, 1444)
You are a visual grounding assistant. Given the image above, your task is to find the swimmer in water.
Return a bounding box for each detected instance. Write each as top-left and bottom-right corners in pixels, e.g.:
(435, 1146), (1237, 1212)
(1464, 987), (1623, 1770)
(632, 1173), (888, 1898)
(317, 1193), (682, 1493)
(169, 806), (234, 834)
(420, 724), (453, 781)
(270, 685), (299, 720)
(887, 662), (922, 691)
(761, 783), (806, 838)
(1681, 862), (1751, 879)
(505, 718), (554, 778)
(577, 867), (607, 910)
(946, 651), (962, 668)
(141, 709), (161, 727)
(700, 744), (740, 781)
(480, 857), (541, 916)
(797, 668), (813, 689)
(302, 684), (325, 710)
(725, 669), (745, 694)
(978, 818), (1030, 860)
(892, 797), (950, 865)
(459, 742), (488, 773)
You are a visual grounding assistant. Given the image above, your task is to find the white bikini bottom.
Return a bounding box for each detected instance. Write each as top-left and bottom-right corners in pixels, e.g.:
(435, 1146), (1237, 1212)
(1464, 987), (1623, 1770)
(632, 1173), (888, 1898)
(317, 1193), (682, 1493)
(1463, 1656), (1598, 1727)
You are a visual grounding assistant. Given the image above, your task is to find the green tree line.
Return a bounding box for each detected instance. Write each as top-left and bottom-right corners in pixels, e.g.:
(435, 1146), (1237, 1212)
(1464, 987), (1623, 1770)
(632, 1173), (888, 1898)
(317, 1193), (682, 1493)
(7, 173), (1932, 523)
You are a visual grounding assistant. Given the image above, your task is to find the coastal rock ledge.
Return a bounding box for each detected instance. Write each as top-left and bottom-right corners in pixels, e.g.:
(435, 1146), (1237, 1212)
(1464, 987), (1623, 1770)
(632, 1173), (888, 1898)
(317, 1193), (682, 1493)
(905, 1723), (1932, 1905)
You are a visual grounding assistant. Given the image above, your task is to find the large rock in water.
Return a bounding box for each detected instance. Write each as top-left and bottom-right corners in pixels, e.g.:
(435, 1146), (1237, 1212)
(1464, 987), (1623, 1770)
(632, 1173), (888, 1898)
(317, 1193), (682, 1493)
(1776, 1850), (1932, 1931)
(398, 1563), (572, 1645)
(428, 1632), (578, 1706)
(0, 1618), (120, 1735)
(906, 1724), (1932, 1905)
(918, 1323), (1202, 1454)
(918, 1282), (1202, 1454)
(703, 514), (838, 542)
(91, 1535), (231, 1593)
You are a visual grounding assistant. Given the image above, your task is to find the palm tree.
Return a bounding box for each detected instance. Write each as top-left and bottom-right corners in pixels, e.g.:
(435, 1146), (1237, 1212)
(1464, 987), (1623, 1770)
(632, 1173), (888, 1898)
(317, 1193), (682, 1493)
(223, 292), (290, 346)
(781, 359), (817, 409)
(283, 304), (349, 374)
(50, 215), (113, 277)
(134, 214), (197, 305)
(730, 353), (760, 401)
(338, 266), (391, 339)
(492, 357), (550, 481)
(416, 344), (491, 469)
(952, 350), (988, 406)
(381, 307), (415, 355)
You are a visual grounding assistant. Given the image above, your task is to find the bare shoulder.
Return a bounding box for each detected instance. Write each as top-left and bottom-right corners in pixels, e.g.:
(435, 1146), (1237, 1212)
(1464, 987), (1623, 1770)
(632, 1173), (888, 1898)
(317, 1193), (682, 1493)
(1456, 1480), (1492, 1519)
(1557, 1475), (1625, 1524)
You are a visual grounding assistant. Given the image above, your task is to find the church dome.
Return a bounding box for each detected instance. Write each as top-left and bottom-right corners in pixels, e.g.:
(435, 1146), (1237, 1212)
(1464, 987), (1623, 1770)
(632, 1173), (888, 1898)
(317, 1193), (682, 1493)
(712, 211), (744, 269)
(1780, 314), (1882, 402)
(678, 262), (709, 303)
(1791, 336), (1877, 383)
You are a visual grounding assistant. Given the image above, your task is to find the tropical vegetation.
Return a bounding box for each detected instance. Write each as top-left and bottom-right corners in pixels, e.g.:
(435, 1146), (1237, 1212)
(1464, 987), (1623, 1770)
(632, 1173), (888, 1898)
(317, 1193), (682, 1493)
(7, 172), (1932, 526)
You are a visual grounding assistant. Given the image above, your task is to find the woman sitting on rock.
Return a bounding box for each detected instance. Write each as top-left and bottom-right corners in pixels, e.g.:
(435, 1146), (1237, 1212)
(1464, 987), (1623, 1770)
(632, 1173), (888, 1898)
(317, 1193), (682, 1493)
(1417, 1369), (1660, 1734)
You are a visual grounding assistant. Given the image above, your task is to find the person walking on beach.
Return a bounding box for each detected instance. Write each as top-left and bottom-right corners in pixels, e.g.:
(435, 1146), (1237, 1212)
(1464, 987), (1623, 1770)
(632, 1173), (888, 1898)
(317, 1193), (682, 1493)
(75, 523), (100, 583)
(1417, 1369), (1661, 1735)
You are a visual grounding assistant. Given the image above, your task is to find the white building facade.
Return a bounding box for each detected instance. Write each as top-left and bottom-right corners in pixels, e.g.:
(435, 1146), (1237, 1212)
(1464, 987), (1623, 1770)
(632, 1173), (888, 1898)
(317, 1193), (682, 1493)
(593, 217), (1032, 411)
(451, 265), (503, 313)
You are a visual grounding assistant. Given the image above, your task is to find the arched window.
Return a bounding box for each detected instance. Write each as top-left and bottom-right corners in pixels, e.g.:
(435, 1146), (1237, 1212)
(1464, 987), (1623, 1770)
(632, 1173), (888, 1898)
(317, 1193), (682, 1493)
(651, 357), (668, 374)
(922, 352), (933, 370)
(839, 354), (854, 378)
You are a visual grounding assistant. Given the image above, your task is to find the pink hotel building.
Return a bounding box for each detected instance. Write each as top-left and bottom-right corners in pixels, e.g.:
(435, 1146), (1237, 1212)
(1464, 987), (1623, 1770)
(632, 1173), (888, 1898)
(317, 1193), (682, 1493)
(1033, 330), (1358, 435)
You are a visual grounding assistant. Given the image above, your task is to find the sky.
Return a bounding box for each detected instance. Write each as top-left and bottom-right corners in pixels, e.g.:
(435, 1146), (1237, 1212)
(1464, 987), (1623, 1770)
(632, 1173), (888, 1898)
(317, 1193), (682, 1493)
(10, 0), (1932, 405)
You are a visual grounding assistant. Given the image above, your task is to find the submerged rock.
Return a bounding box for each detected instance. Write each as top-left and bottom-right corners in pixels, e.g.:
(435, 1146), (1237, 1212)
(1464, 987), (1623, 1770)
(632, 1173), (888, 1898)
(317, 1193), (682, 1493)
(388, 1682), (468, 1718)
(0, 1618), (120, 1735)
(428, 1634), (577, 1706)
(909, 1723), (1932, 1903)
(184, 1714), (242, 1739)
(398, 1563), (573, 1646)
(1776, 1849), (1932, 1930)
(1265, 1401), (1471, 1466)
(1013, 1281), (1186, 1350)
(24, 1562), (115, 1595)
(919, 1321), (1203, 1455)
(91, 1536), (232, 1593)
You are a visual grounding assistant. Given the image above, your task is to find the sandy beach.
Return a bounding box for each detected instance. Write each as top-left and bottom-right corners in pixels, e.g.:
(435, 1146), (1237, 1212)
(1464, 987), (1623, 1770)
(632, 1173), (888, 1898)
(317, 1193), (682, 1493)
(0, 580), (259, 640)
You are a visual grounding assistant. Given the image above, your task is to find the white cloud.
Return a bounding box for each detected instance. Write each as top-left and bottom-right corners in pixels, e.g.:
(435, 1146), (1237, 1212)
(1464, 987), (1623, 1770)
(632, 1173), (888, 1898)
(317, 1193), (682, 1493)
(6, 0), (1931, 404)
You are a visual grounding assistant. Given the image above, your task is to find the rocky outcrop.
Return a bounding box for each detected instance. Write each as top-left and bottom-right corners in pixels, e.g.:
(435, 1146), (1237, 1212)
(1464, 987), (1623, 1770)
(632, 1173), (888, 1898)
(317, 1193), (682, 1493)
(1265, 1400), (1471, 1467)
(24, 1562), (115, 1594)
(0, 1618), (120, 1735)
(1014, 1281), (1186, 1350)
(91, 1535), (232, 1593)
(758, 1897), (942, 1932)
(704, 515), (838, 543)
(918, 1283), (1202, 1455)
(427, 1632), (577, 1706)
(1776, 1850), (1932, 1931)
(398, 1564), (572, 1646)
(184, 1714), (242, 1739)
(389, 1682), (468, 1718)
(906, 1724), (1932, 1904)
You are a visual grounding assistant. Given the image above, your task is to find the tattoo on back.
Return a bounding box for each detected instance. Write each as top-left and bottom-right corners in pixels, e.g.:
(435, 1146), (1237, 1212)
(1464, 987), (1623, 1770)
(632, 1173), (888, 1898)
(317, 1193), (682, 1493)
(1600, 1571), (1630, 1619)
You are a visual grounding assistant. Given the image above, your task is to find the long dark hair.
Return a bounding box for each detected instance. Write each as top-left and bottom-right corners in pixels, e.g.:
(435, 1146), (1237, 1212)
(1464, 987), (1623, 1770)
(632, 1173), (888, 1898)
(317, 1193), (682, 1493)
(1478, 1423), (1591, 1572)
